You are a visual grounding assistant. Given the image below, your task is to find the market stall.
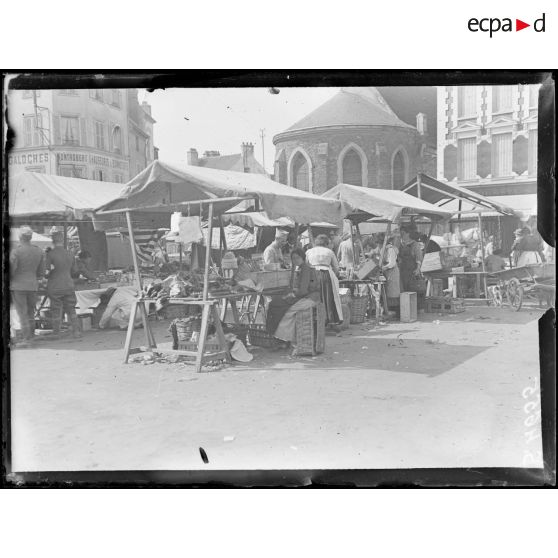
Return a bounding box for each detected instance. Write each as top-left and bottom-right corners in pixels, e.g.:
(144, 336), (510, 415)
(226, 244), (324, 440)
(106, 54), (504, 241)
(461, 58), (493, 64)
(398, 173), (518, 301)
(95, 161), (349, 372)
(9, 172), (126, 332)
(322, 184), (451, 321)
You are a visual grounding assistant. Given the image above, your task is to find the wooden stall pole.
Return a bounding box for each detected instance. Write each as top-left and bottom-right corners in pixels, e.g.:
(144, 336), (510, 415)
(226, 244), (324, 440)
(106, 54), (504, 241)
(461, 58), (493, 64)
(477, 211), (487, 297)
(354, 221), (364, 266)
(126, 211), (143, 291)
(195, 202), (215, 373)
(202, 203), (214, 301)
(417, 173), (422, 199)
(125, 211), (153, 349)
(377, 221), (392, 317)
(63, 223), (68, 249)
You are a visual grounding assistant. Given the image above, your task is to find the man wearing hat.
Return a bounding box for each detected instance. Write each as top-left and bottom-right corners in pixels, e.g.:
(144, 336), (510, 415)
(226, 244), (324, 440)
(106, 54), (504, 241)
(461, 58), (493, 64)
(10, 226), (45, 344)
(45, 230), (81, 338)
(511, 226), (544, 267)
(263, 228), (289, 266)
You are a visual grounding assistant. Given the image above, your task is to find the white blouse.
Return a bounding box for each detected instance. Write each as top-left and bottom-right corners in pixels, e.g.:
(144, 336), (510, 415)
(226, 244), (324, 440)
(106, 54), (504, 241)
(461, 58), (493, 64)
(306, 246), (339, 274)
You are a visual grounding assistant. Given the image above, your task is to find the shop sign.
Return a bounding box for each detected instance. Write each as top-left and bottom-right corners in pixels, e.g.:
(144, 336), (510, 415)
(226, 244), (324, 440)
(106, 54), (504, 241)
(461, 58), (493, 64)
(56, 151), (129, 170)
(8, 151), (50, 166)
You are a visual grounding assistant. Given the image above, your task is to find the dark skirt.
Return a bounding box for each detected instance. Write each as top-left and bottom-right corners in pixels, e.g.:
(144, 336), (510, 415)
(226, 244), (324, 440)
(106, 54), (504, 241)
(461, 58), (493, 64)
(317, 269), (341, 325)
(266, 296), (293, 334)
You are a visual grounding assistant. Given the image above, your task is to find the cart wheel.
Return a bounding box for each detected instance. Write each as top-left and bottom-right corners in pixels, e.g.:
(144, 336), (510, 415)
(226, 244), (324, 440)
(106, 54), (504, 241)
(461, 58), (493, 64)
(507, 278), (523, 311)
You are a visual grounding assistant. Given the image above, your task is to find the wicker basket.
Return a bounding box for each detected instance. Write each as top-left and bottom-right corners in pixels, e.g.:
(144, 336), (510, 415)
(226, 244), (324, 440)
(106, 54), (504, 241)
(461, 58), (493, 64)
(247, 324), (281, 349)
(295, 303), (325, 356)
(172, 316), (202, 342)
(177, 341), (222, 353)
(349, 295), (368, 324)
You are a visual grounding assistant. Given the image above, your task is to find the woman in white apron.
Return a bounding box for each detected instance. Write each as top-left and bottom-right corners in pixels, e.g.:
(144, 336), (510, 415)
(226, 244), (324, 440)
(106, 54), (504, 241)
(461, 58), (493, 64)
(380, 234), (400, 314)
(305, 234), (343, 325)
(512, 227), (543, 267)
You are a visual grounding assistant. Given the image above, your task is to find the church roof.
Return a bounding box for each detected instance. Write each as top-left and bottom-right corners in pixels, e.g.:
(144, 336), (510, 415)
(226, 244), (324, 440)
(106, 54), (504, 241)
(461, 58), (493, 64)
(281, 87), (414, 135)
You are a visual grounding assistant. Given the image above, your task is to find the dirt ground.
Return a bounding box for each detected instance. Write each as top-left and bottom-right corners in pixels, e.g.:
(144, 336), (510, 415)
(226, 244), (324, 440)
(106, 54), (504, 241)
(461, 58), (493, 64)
(9, 304), (547, 472)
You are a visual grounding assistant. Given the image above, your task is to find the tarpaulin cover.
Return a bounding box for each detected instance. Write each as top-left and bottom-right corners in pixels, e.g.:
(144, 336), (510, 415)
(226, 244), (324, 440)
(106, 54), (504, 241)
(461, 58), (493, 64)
(322, 183), (452, 222)
(9, 172), (124, 222)
(221, 211), (293, 228)
(400, 173), (517, 216)
(95, 160), (349, 225)
(437, 194), (536, 220)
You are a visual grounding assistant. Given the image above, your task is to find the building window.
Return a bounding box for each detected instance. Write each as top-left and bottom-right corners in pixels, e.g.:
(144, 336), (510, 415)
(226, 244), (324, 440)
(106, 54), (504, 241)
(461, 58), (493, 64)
(113, 173), (124, 183)
(135, 135), (140, 151)
(136, 164), (143, 176)
(93, 169), (105, 181)
(145, 138), (150, 160)
(341, 149), (362, 186)
(491, 133), (512, 178)
(94, 121), (105, 150)
(112, 126), (122, 154)
(492, 86), (513, 113)
(457, 86), (477, 118)
(457, 137), (477, 180)
(22, 90), (40, 99)
(23, 115), (44, 147)
(90, 89), (104, 102)
(291, 152), (309, 191)
(111, 90), (121, 108)
(61, 116), (80, 146)
(58, 89), (78, 96)
(392, 150), (407, 189)
(528, 130), (538, 176)
(59, 165), (85, 178)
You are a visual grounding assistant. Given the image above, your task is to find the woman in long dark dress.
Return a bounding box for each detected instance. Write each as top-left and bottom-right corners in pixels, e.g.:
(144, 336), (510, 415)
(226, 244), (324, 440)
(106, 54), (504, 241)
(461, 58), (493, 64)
(267, 249), (321, 343)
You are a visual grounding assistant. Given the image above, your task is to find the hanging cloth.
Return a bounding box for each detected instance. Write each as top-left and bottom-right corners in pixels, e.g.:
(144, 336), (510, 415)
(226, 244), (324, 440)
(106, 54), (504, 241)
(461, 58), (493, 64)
(178, 215), (204, 245)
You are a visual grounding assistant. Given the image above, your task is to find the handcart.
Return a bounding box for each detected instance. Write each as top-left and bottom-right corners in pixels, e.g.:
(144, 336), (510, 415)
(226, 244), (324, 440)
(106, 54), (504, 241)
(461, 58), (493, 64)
(487, 263), (555, 311)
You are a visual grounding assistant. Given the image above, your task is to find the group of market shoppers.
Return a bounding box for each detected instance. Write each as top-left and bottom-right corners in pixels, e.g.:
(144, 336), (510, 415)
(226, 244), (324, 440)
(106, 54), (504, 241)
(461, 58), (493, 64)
(263, 224), (426, 351)
(10, 226), (96, 346)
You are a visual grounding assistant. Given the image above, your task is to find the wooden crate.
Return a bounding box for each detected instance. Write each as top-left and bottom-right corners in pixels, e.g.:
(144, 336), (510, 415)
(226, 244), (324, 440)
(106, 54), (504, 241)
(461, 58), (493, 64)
(295, 303), (325, 356)
(424, 296), (465, 314)
(349, 295), (368, 324)
(252, 270), (292, 289)
(400, 292), (417, 323)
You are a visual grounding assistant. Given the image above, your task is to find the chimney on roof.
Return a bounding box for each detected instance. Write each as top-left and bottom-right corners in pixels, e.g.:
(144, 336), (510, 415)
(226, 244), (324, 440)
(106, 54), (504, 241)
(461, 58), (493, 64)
(187, 148), (198, 166)
(416, 113), (427, 136)
(203, 150), (220, 158)
(241, 142), (254, 172)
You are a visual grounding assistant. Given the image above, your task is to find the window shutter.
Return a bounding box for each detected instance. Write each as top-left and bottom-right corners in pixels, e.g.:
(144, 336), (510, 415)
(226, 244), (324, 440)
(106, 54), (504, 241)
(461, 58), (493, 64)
(53, 115), (61, 145)
(80, 117), (87, 146)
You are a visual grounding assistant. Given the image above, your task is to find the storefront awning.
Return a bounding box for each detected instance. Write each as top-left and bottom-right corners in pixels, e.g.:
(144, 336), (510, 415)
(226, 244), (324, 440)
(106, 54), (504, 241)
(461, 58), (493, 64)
(9, 171), (124, 224)
(400, 173), (517, 217)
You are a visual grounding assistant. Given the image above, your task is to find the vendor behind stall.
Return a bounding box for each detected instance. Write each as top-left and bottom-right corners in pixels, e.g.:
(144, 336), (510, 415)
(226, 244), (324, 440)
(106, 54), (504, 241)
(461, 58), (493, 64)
(263, 229), (289, 267)
(306, 234), (343, 325)
(399, 226), (423, 292)
(268, 249), (321, 348)
(485, 249), (507, 272)
(337, 232), (356, 270)
(73, 250), (97, 283)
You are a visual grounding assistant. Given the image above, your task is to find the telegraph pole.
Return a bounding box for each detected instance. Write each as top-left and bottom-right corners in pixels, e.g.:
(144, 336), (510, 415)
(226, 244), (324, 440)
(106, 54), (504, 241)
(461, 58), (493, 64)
(259, 128), (266, 173)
